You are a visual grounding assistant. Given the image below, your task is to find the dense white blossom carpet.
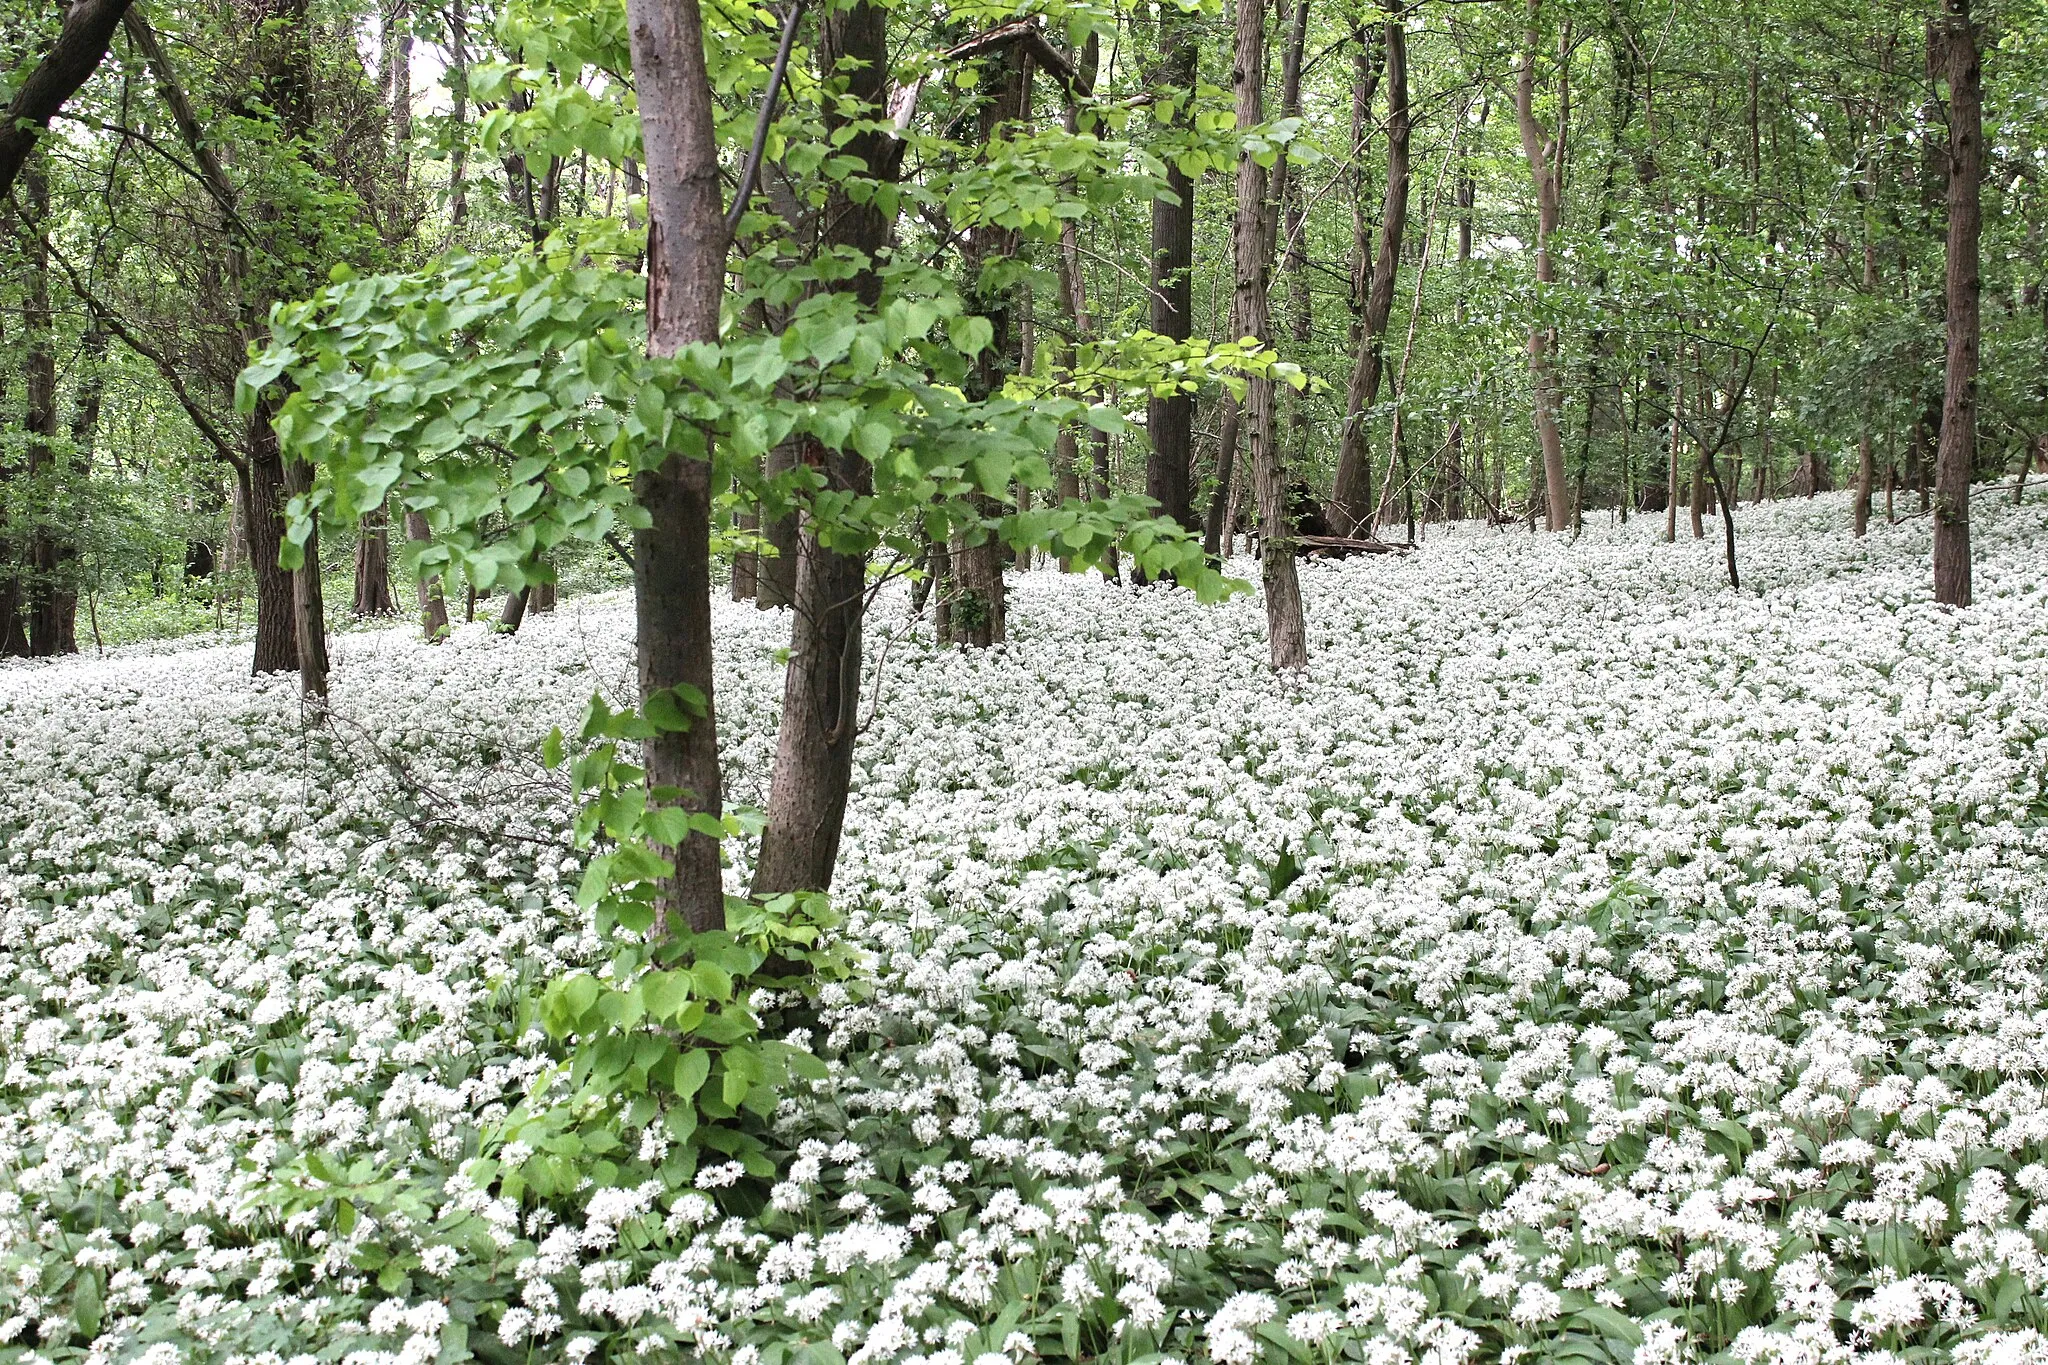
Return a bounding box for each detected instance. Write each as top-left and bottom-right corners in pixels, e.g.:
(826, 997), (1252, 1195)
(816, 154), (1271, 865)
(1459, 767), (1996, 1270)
(5, 491), (2048, 1365)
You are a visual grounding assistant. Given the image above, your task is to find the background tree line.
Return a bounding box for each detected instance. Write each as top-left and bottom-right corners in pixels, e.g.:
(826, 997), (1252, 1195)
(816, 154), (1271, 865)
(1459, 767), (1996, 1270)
(0, 0), (2037, 907)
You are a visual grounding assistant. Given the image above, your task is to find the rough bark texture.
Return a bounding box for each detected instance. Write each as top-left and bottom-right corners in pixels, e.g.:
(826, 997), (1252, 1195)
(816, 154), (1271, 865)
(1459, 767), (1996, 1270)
(1932, 0), (1978, 607)
(0, 0), (135, 197)
(627, 0), (729, 933)
(1235, 0), (1307, 669)
(1145, 6), (1197, 534)
(244, 420), (301, 675)
(752, 0), (896, 898)
(1514, 0), (1571, 530)
(1330, 14), (1407, 536)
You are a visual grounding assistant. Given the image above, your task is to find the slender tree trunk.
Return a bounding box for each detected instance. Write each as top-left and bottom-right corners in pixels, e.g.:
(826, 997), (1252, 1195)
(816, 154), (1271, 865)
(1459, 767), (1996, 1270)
(283, 437), (330, 703)
(731, 517), (759, 600)
(1514, 0), (1571, 530)
(1146, 4), (1198, 533)
(1330, 10), (1407, 535)
(752, 0), (897, 897)
(1932, 0), (1978, 607)
(403, 507), (450, 639)
(1664, 375), (1681, 543)
(1854, 434), (1875, 537)
(1203, 392), (1240, 557)
(756, 440), (800, 608)
(1235, 0), (1307, 669)
(627, 0), (729, 933)
(21, 168), (67, 657)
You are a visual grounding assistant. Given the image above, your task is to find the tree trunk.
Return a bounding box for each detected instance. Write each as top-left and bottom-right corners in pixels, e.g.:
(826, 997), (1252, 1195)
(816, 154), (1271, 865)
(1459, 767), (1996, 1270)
(284, 443), (330, 703)
(21, 168), (67, 656)
(1202, 392), (1240, 557)
(352, 504), (396, 614)
(756, 440), (800, 608)
(1664, 375), (1681, 543)
(1932, 0), (1978, 607)
(946, 38), (1031, 645)
(1329, 10), (1407, 536)
(1145, 4), (1198, 534)
(403, 507), (450, 639)
(244, 422), (300, 674)
(627, 0), (729, 934)
(1854, 435), (1875, 537)
(751, 0), (897, 897)
(731, 500), (759, 601)
(1514, 0), (1571, 530)
(1235, 0), (1307, 669)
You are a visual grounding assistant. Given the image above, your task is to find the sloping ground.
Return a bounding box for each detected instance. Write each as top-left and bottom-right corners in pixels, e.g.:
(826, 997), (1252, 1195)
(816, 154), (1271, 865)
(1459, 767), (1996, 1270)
(3, 492), (2048, 1365)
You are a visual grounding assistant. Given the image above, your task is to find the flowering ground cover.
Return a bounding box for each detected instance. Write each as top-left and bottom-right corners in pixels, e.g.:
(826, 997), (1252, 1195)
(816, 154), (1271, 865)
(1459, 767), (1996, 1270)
(5, 492), (2048, 1365)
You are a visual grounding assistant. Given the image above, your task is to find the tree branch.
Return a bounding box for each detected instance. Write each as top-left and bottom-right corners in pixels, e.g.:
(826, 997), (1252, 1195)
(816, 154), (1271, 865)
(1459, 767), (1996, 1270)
(0, 0), (136, 197)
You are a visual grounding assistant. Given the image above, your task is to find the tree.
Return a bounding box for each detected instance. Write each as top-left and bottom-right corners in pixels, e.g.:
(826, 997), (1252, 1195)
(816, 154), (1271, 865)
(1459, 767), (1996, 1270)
(1513, 0), (1571, 531)
(622, 0), (730, 933)
(1235, 0), (1308, 669)
(1932, 0), (1980, 607)
(1330, 4), (1406, 537)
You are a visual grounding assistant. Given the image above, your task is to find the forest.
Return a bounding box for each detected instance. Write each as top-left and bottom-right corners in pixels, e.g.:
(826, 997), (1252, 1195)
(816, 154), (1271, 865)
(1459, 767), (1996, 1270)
(3, 0), (2048, 1362)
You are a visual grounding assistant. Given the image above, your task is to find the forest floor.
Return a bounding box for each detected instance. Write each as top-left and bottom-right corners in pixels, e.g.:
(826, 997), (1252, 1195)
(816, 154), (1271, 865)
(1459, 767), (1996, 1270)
(5, 489), (2048, 1365)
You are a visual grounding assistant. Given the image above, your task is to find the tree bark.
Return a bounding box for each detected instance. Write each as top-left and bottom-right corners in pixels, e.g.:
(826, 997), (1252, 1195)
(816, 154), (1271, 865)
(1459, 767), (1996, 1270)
(1202, 392), (1240, 557)
(244, 418), (301, 675)
(21, 168), (68, 657)
(1514, 0), (1571, 530)
(756, 440), (800, 607)
(1235, 0), (1307, 669)
(1932, 0), (1978, 607)
(1329, 11), (1407, 536)
(752, 0), (896, 898)
(352, 504), (396, 614)
(1145, 5), (1198, 534)
(946, 37), (1032, 645)
(627, 0), (730, 934)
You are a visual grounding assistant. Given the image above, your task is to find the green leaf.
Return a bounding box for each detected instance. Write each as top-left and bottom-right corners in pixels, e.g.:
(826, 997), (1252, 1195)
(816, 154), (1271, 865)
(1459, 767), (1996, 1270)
(947, 314), (995, 356)
(672, 1047), (711, 1098)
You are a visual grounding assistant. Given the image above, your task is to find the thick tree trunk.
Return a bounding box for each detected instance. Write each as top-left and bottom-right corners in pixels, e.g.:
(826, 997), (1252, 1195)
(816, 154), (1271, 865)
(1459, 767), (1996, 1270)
(1145, 5), (1197, 534)
(945, 41), (1030, 645)
(352, 504), (396, 614)
(627, 0), (729, 934)
(1932, 0), (1978, 607)
(1330, 12), (1407, 535)
(402, 507), (450, 639)
(244, 421), (301, 674)
(1235, 0), (1307, 669)
(283, 444), (330, 703)
(1515, 0), (1571, 530)
(753, 0), (895, 897)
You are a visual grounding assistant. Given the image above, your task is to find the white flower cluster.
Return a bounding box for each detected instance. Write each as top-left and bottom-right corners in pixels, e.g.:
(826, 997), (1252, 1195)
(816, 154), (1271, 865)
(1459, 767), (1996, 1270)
(4, 490), (2048, 1365)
